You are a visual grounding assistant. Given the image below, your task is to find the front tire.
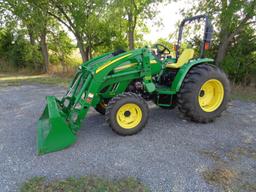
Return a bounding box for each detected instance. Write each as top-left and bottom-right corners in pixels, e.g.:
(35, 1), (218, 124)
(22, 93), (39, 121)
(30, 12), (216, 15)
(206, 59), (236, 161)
(106, 92), (149, 136)
(177, 64), (230, 123)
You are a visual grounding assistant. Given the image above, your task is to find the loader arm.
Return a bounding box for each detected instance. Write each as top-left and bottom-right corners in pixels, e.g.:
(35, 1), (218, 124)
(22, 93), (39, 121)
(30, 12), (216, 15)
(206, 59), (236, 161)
(37, 48), (158, 155)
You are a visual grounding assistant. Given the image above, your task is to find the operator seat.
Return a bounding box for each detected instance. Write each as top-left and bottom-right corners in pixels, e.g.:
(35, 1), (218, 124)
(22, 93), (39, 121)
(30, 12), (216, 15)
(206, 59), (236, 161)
(166, 49), (194, 69)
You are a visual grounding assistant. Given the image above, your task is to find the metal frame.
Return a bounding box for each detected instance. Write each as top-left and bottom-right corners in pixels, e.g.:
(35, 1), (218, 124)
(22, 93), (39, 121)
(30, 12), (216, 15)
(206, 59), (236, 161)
(176, 15), (213, 59)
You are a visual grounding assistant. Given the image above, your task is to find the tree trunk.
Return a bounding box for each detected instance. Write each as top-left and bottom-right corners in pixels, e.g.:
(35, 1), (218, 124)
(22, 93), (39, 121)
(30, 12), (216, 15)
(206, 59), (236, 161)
(76, 35), (87, 62)
(89, 46), (93, 59)
(77, 40), (87, 62)
(128, 29), (135, 50)
(215, 40), (229, 66)
(27, 28), (38, 70)
(40, 31), (49, 73)
(28, 30), (35, 46)
(128, 13), (135, 50)
(60, 52), (66, 73)
(215, 27), (232, 66)
(85, 46), (91, 61)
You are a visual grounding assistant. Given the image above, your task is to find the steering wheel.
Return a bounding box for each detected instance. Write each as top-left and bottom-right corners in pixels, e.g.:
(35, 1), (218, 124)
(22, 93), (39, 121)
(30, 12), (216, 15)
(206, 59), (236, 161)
(153, 43), (171, 55)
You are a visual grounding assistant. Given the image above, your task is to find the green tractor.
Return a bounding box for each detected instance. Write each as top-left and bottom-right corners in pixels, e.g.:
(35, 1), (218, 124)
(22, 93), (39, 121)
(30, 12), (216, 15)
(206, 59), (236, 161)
(37, 15), (230, 155)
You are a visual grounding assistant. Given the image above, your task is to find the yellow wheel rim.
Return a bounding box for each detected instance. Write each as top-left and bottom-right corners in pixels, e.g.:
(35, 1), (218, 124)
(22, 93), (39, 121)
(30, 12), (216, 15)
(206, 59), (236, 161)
(198, 79), (224, 112)
(116, 103), (142, 129)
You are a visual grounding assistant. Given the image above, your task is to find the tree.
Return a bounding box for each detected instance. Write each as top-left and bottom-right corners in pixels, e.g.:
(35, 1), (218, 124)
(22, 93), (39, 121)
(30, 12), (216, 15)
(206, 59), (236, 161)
(112, 0), (167, 50)
(0, 28), (42, 70)
(215, 0), (256, 65)
(48, 28), (75, 72)
(221, 26), (256, 85)
(47, 0), (112, 62)
(2, 0), (50, 72)
(182, 0), (256, 65)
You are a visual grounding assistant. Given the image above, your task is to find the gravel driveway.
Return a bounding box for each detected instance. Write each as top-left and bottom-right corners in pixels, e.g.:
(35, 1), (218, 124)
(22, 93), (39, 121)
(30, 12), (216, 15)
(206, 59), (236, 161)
(0, 85), (255, 192)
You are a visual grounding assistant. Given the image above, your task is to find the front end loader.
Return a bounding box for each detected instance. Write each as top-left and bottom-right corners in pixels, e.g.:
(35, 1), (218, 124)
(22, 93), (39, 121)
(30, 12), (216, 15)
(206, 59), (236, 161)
(37, 15), (230, 155)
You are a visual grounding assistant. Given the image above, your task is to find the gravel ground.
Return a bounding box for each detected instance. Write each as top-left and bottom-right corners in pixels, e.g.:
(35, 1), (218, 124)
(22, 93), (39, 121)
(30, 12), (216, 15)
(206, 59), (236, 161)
(0, 85), (255, 192)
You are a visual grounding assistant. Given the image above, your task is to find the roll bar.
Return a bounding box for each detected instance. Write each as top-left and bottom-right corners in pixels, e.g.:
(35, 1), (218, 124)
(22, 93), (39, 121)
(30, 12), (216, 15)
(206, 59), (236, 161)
(176, 15), (213, 59)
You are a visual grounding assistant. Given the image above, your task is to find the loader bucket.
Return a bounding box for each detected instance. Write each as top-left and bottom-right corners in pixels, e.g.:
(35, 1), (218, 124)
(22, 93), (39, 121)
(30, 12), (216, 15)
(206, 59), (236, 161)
(37, 96), (76, 155)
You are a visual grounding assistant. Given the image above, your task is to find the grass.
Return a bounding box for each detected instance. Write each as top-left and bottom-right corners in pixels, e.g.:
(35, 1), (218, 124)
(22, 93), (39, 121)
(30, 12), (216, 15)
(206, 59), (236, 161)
(231, 85), (256, 102)
(0, 73), (71, 88)
(20, 176), (149, 192)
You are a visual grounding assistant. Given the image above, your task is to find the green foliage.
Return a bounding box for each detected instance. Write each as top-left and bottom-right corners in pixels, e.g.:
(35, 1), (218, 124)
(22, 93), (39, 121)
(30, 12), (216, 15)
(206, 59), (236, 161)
(222, 27), (256, 84)
(20, 176), (149, 192)
(110, 0), (167, 49)
(0, 0), (49, 71)
(47, 0), (114, 61)
(0, 28), (42, 71)
(0, 28), (13, 59)
(180, 0), (256, 84)
(9, 35), (38, 68)
(48, 28), (76, 70)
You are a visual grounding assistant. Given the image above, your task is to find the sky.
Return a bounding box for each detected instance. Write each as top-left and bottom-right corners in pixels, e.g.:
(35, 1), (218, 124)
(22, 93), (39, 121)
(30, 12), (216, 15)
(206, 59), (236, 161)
(143, 0), (192, 43)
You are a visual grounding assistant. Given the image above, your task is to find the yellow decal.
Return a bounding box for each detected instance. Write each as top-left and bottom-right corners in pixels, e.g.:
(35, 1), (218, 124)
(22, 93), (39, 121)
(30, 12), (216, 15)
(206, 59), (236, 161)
(150, 60), (157, 64)
(96, 53), (132, 74)
(114, 63), (137, 71)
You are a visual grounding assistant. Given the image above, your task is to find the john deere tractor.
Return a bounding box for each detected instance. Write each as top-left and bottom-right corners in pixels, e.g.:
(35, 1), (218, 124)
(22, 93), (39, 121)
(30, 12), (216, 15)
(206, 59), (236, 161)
(37, 15), (230, 155)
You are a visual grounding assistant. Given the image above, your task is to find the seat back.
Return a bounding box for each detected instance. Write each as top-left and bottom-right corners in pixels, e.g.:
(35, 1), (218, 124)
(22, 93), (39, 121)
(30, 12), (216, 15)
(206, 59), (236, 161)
(166, 49), (195, 69)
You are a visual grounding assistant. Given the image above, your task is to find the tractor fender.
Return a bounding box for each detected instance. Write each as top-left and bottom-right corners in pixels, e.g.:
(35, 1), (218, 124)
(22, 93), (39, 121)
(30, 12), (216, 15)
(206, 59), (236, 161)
(170, 58), (214, 93)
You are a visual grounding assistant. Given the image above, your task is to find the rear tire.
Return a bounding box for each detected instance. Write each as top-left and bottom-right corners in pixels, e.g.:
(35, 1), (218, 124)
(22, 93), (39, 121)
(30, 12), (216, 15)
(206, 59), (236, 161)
(106, 92), (149, 136)
(177, 64), (230, 123)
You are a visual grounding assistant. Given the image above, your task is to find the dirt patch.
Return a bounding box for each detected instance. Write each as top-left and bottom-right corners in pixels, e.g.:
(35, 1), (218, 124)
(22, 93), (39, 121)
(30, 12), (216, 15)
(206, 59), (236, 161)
(226, 146), (256, 161)
(202, 166), (237, 187)
(200, 144), (256, 191)
(200, 145), (256, 162)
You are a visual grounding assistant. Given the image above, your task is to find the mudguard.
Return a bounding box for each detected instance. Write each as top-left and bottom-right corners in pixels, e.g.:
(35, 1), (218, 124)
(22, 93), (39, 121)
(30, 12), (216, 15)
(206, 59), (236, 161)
(170, 58), (214, 93)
